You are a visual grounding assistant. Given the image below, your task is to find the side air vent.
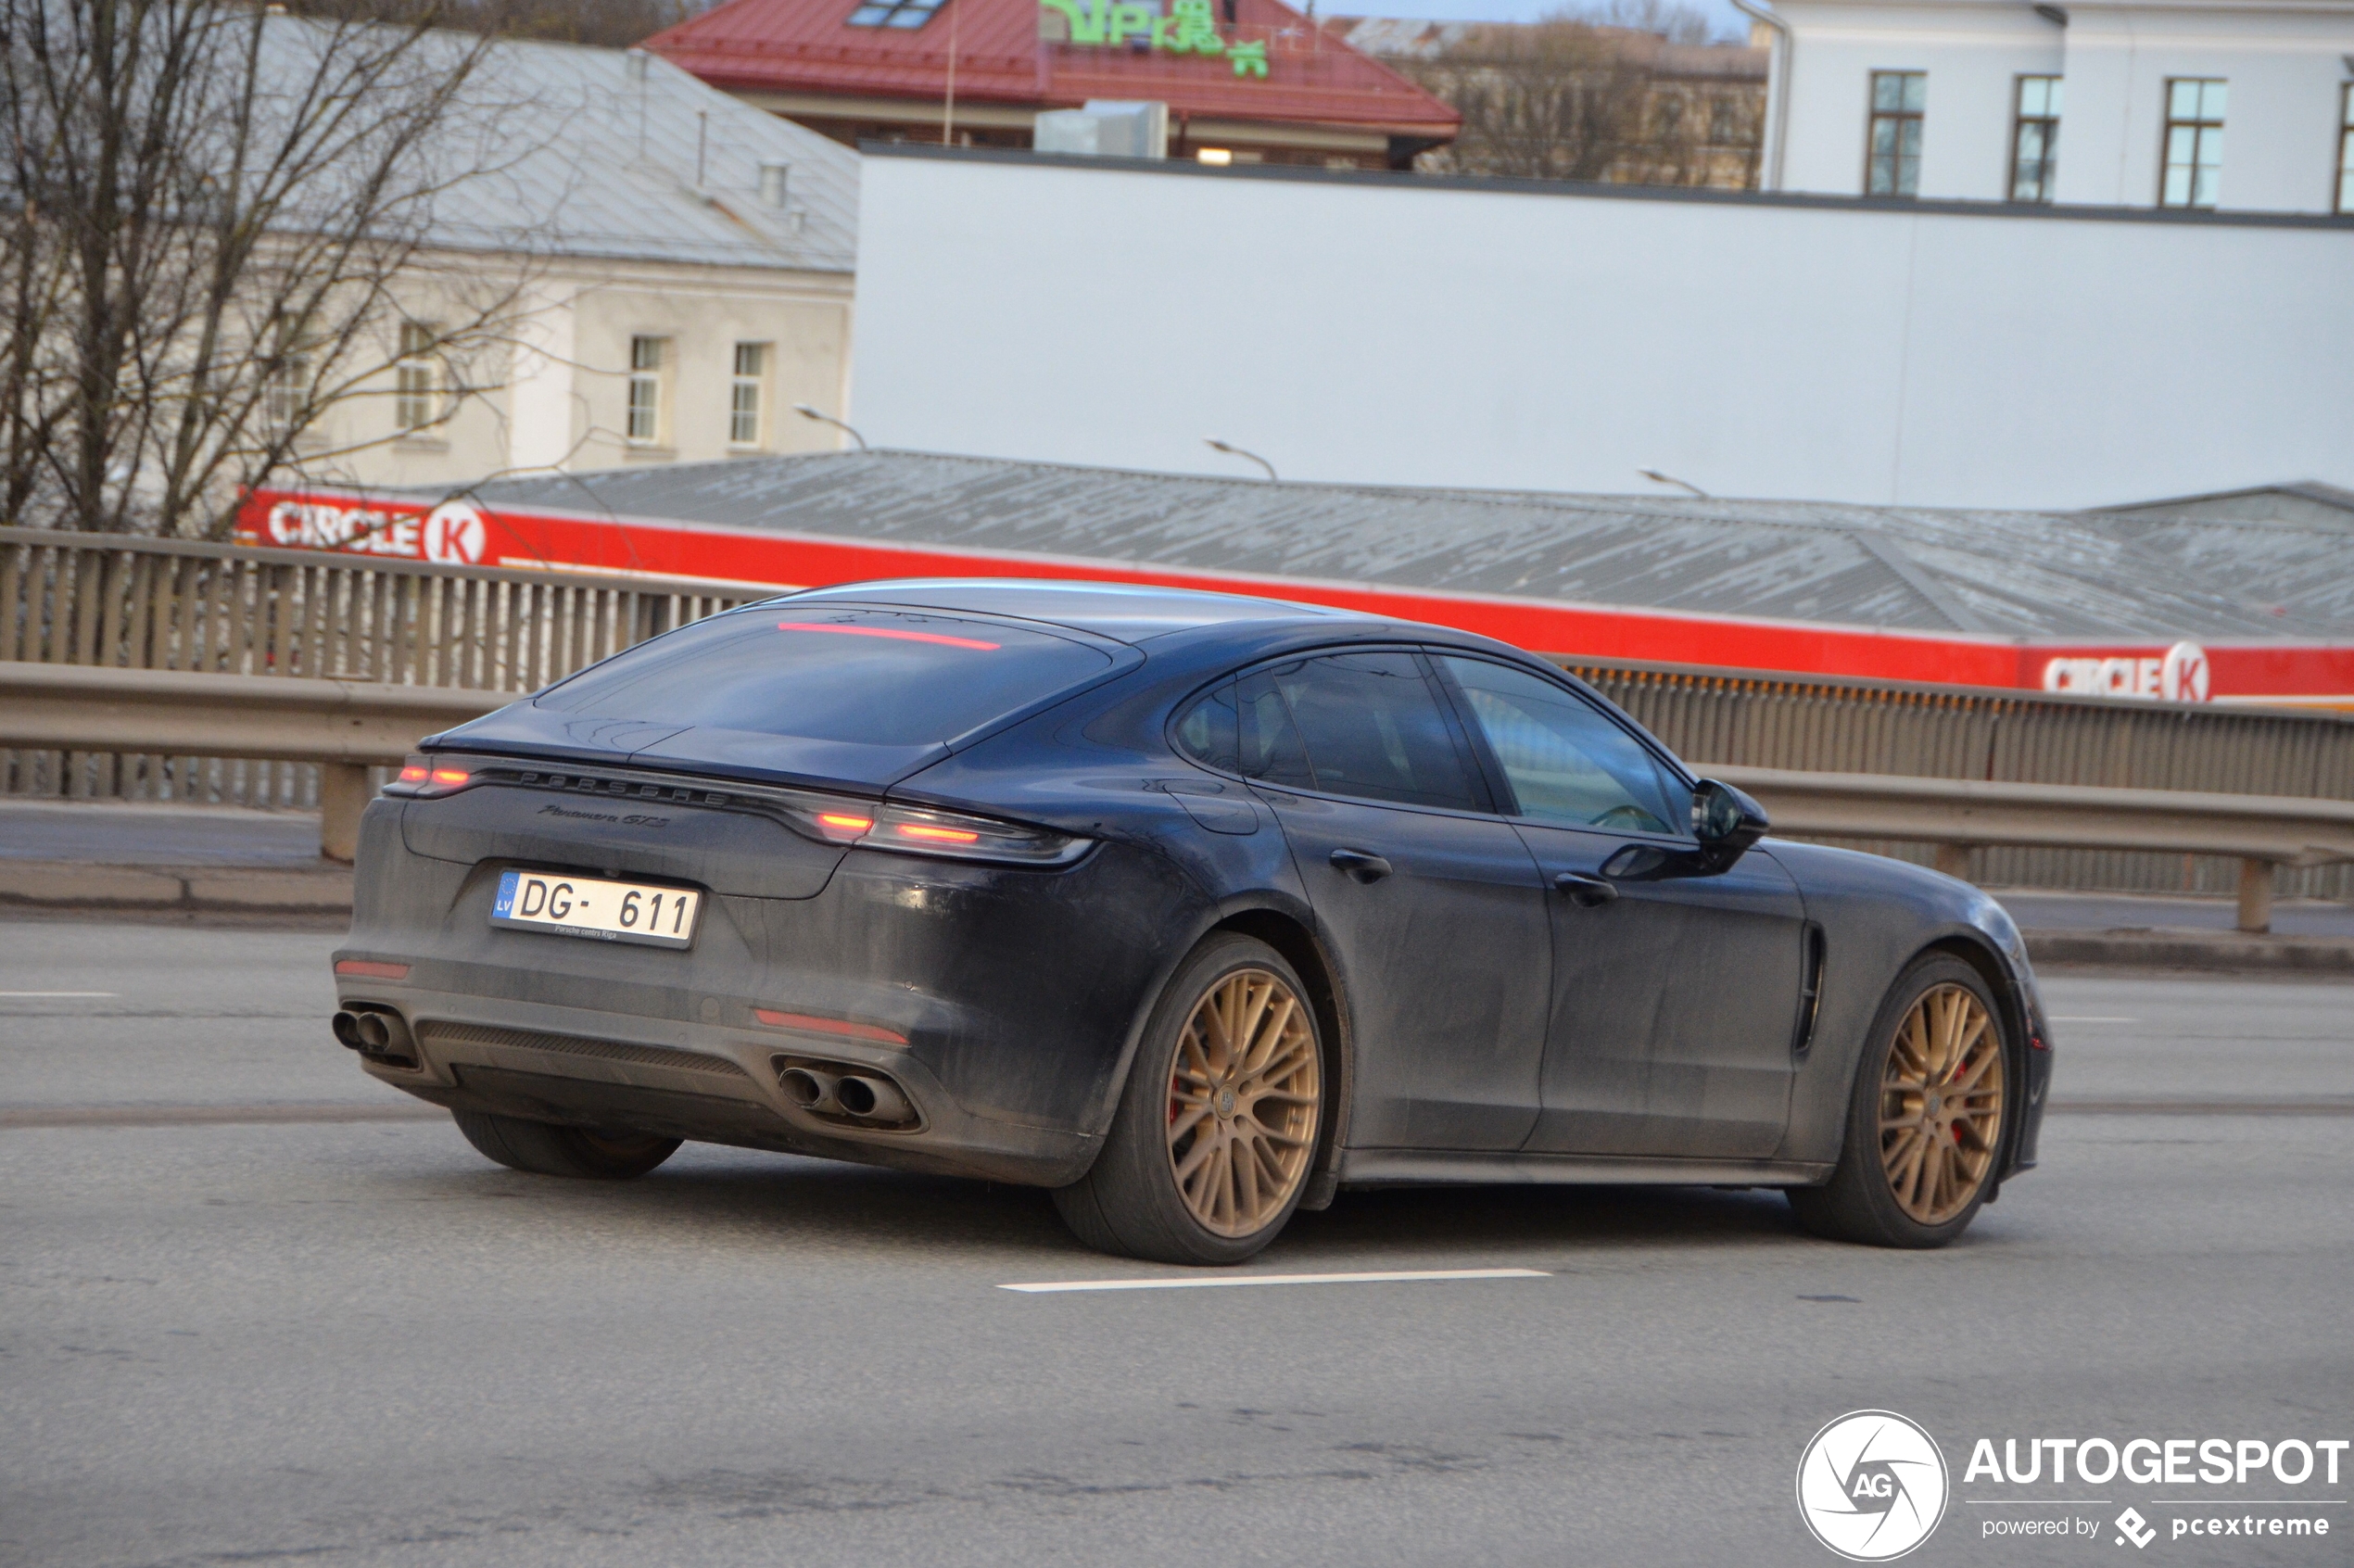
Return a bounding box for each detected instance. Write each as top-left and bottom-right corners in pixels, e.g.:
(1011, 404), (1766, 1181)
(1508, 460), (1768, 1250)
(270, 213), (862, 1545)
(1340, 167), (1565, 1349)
(1791, 924), (1827, 1056)
(419, 1021), (753, 1079)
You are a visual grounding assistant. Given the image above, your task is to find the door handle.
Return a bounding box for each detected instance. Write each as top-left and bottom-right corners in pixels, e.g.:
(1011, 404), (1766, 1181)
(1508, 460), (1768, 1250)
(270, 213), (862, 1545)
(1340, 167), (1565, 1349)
(1553, 870), (1619, 907)
(1329, 848), (1393, 883)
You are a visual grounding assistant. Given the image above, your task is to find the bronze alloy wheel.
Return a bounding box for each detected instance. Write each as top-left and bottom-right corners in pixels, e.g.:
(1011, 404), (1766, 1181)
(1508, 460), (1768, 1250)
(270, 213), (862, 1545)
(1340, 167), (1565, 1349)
(1879, 981), (2006, 1225)
(1165, 967), (1322, 1237)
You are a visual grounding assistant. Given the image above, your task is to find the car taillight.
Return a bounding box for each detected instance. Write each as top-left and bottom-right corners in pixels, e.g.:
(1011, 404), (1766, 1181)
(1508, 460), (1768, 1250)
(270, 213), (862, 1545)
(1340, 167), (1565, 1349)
(778, 794), (1087, 866)
(384, 754), (478, 799)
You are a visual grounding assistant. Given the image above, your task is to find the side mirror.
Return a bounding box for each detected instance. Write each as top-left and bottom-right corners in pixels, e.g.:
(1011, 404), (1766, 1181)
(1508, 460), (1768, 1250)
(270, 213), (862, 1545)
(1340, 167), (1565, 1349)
(1690, 778), (1769, 868)
(1598, 778), (1771, 883)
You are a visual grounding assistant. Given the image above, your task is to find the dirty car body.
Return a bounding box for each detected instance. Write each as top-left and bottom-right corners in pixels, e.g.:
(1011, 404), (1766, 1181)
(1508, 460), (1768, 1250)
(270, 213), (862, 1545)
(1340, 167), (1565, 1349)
(335, 580), (2052, 1209)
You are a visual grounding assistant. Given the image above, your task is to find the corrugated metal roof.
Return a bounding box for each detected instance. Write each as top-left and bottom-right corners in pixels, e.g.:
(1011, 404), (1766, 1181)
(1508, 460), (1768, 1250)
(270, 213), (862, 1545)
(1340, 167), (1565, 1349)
(464, 451), (2354, 642)
(264, 19), (858, 272)
(647, 0), (1462, 132)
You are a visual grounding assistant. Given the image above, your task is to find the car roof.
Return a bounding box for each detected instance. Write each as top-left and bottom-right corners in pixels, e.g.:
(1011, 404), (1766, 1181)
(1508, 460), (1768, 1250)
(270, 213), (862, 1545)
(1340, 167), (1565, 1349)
(780, 578), (1378, 643)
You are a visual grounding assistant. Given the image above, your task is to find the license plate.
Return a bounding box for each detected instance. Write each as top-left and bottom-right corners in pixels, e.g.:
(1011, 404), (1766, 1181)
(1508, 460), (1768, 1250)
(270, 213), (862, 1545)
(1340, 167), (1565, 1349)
(491, 870), (702, 949)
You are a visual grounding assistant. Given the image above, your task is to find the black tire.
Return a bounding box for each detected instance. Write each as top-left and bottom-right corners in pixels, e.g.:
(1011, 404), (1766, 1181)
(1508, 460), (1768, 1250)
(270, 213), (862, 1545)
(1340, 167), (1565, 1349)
(1054, 934), (1326, 1266)
(1788, 954), (2010, 1248)
(452, 1110), (681, 1180)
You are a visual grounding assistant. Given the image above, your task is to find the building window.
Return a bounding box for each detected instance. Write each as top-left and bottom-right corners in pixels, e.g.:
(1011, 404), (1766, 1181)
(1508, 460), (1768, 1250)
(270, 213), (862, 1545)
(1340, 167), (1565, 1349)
(2009, 75), (2060, 202)
(728, 343), (767, 448)
(845, 0), (943, 28)
(2337, 84), (2352, 215)
(394, 321), (437, 433)
(2160, 78), (2225, 209)
(263, 355), (310, 435)
(626, 335), (666, 445)
(1866, 71), (1926, 197)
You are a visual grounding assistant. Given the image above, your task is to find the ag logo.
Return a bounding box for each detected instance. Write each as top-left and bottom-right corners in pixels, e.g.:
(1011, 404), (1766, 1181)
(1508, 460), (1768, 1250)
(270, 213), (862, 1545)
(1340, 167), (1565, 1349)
(1796, 1410), (1949, 1561)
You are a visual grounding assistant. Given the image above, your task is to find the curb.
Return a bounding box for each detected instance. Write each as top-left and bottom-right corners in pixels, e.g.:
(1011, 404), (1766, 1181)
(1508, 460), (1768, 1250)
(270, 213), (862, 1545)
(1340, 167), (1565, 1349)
(0, 860), (354, 914)
(2025, 928), (2354, 975)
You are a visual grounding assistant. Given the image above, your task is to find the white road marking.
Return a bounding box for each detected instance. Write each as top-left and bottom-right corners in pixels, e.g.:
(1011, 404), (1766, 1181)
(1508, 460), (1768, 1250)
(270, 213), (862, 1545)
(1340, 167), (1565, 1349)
(0, 991), (118, 998)
(1000, 1268), (1550, 1294)
(2047, 1016), (2135, 1022)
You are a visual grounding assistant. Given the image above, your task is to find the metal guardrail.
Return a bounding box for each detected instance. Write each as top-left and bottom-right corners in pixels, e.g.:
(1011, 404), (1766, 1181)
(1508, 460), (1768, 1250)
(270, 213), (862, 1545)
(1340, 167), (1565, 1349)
(1558, 655), (2354, 904)
(3, 664), (2348, 930)
(5, 527), (2352, 904)
(0, 664), (500, 859)
(1712, 765), (2354, 932)
(0, 525), (766, 811)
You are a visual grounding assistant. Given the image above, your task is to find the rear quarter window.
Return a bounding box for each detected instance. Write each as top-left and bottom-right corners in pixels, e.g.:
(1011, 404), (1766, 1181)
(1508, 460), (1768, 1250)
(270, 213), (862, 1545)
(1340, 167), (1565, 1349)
(537, 607), (1116, 746)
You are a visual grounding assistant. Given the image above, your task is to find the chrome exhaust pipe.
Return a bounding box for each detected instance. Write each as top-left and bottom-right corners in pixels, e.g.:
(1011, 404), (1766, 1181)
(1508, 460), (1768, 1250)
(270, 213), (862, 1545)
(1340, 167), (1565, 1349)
(355, 1013), (392, 1053)
(836, 1075), (913, 1124)
(332, 1011), (366, 1050)
(778, 1067), (839, 1113)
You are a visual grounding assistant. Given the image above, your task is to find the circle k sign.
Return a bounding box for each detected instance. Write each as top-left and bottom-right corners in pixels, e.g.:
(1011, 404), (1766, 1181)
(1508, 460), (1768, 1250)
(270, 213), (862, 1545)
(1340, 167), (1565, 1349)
(2040, 640), (2209, 702)
(1797, 1410), (1951, 1561)
(421, 500), (487, 565)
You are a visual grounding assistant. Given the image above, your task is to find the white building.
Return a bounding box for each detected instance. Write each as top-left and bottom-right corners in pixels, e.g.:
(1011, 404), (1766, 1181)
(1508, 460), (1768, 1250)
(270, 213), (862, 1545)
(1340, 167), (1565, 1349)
(851, 146), (2351, 509)
(1740, 0), (2354, 213)
(287, 36), (862, 492)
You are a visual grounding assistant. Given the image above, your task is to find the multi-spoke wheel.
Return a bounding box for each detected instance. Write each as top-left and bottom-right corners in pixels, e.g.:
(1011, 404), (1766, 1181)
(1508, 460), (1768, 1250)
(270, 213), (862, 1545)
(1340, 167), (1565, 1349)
(1877, 982), (2005, 1226)
(1166, 967), (1322, 1238)
(1054, 934), (1327, 1264)
(1789, 955), (2010, 1248)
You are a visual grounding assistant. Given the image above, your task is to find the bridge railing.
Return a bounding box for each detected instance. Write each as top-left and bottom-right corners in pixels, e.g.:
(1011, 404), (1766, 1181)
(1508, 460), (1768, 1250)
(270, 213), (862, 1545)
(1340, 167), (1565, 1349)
(5, 526), (2350, 904)
(0, 525), (768, 812)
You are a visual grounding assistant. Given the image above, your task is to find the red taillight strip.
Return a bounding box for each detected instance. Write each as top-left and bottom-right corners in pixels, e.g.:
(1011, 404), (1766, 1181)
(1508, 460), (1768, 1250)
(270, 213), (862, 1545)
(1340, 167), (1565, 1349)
(775, 621), (1000, 651)
(753, 1008), (908, 1045)
(335, 960), (411, 980)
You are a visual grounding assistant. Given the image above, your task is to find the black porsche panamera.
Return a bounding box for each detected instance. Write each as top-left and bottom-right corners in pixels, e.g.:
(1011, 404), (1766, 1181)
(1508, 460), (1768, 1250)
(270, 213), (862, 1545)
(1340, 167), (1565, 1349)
(334, 578), (2052, 1264)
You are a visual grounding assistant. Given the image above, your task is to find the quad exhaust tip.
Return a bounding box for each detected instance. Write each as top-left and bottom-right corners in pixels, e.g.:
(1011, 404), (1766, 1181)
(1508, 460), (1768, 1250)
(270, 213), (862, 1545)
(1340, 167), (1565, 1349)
(777, 1060), (917, 1128)
(778, 1066), (839, 1110)
(333, 1007), (417, 1067)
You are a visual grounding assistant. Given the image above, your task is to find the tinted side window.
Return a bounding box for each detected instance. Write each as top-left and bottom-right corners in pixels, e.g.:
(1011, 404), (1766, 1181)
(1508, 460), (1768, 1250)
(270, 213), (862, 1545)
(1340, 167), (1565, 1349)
(1171, 682), (1240, 773)
(1267, 651), (1482, 811)
(1235, 669), (1316, 790)
(539, 607), (1113, 746)
(1437, 656), (1686, 834)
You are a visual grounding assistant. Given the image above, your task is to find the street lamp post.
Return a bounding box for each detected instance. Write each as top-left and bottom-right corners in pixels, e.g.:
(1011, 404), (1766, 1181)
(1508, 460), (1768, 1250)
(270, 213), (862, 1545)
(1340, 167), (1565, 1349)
(794, 404), (869, 452)
(1639, 469), (1709, 499)
(1205, 437), (1277, 482)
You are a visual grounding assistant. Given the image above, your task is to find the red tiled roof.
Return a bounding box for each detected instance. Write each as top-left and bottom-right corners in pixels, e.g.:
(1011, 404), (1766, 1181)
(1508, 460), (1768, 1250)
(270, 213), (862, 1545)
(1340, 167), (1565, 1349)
(646, 0), (1462, 133)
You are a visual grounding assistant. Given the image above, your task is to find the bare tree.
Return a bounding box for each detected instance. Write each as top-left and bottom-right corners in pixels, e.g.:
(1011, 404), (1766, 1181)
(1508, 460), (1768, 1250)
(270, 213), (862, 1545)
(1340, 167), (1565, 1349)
(1403, 18), (1652, 183)
(1393, 2), (1760, 186)
(0, 0), (542, 537)
(1581, 0), (1718, 45)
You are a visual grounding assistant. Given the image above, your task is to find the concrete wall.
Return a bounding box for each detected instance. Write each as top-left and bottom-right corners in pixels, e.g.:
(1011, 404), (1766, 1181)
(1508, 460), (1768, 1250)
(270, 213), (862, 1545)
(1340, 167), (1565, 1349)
(851, 150), (2354, 510)
(1771, 0), (2354, 213)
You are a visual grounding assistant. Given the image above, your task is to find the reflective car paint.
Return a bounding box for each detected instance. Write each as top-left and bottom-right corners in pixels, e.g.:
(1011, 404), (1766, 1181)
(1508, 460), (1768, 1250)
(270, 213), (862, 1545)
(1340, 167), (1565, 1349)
(335, 580), (2050, 1201)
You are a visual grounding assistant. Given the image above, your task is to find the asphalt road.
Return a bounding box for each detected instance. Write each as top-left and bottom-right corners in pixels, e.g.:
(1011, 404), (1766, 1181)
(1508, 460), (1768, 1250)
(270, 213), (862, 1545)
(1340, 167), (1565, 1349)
(3, 920), (2349, 1568)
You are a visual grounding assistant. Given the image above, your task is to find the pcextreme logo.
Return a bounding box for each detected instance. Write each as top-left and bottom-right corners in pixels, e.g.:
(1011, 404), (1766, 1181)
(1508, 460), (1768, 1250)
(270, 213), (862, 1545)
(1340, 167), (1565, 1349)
(1797, 1410), (1951, 1562)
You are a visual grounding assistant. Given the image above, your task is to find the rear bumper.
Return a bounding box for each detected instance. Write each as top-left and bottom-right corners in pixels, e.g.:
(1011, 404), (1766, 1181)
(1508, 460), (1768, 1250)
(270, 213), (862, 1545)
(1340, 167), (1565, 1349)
(335, 794), (1210, 1186)
(346, 985), (1101, 1184)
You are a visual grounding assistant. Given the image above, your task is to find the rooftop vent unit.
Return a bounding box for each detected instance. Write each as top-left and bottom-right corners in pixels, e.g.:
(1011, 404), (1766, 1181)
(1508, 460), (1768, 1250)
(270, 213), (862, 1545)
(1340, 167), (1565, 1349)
(759, 160), (791, 208)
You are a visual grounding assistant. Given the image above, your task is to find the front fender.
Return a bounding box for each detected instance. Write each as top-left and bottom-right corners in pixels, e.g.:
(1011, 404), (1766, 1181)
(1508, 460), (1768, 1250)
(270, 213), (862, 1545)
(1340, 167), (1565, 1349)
(1766, 841), (2051, 1180)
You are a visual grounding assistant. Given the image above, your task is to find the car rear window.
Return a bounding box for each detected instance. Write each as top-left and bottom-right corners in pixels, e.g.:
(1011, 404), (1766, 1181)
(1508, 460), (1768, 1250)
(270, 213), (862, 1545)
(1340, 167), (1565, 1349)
(537, 606), (1115, 746)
